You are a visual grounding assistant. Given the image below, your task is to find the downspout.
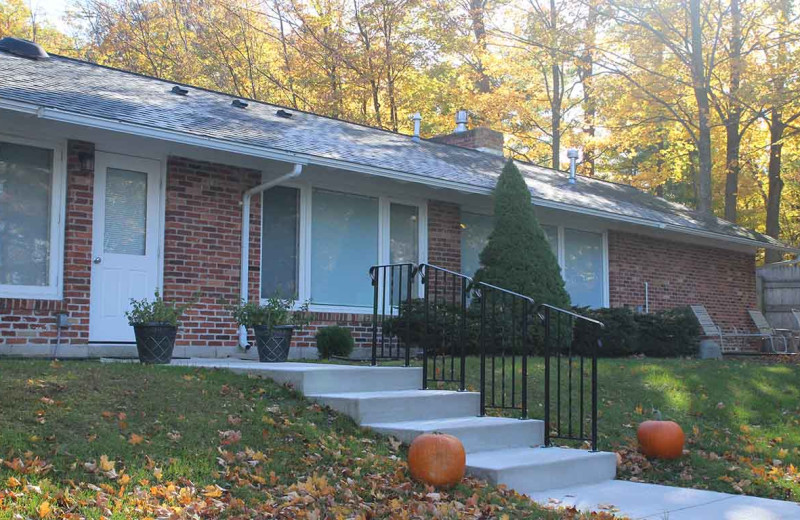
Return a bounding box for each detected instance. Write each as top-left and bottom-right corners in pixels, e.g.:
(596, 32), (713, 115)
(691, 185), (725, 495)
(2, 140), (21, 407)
(239, 163), (303, 347)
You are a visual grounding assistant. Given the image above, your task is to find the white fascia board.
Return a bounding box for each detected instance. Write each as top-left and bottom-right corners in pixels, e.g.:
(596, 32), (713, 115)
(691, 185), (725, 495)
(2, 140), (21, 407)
(5, 100), (793, 253)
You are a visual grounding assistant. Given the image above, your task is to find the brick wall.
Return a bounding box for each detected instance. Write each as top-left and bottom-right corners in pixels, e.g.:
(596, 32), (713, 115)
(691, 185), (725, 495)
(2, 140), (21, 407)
(0, 140), (94, 346)
(427, 200), (462, 272)
(608, 230), (757, 334)
(163, 157), (262, 348)
(291, 312), (374, 350)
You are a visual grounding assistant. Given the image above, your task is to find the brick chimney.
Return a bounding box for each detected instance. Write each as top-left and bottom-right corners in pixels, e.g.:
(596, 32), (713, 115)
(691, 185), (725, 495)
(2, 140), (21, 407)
(429, 109), (504, 156)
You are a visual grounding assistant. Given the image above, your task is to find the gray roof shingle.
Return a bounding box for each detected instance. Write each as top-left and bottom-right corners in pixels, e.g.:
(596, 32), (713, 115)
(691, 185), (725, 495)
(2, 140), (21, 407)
(0, 51), (789, 250)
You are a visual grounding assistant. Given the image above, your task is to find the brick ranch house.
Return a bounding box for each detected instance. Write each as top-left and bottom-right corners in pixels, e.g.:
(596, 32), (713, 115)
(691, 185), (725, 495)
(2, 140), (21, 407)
(0, 39), (794, 358)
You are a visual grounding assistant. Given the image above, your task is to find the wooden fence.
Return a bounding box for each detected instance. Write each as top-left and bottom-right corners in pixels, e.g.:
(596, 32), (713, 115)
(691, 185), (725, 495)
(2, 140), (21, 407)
(757, 260), (800, 330)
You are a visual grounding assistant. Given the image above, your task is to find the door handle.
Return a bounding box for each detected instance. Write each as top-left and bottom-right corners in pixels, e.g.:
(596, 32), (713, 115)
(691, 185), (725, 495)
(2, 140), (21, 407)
(93, 257), (102, 264)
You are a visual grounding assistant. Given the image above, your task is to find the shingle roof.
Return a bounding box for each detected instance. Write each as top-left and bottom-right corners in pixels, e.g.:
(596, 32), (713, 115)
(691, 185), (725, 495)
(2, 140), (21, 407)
(0, 51), (790, 251)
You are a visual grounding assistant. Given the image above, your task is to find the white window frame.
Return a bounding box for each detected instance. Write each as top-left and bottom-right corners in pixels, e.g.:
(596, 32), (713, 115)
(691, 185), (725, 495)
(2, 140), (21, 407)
(0, 134), (67, 300)
(259, 180), (428, 314)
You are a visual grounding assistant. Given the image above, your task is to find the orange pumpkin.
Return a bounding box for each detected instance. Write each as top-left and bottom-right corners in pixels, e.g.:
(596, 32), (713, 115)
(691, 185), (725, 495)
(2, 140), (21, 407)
(408, 432), (466, 487)
(637, 411), (685, 459)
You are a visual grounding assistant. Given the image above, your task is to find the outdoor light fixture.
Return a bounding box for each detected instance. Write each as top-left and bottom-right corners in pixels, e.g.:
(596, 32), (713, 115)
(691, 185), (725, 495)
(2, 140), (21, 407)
(78, 151), (94, 171)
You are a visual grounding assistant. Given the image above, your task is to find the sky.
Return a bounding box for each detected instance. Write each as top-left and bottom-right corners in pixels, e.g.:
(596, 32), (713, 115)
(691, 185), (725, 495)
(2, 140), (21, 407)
(29, 0), (71, 32)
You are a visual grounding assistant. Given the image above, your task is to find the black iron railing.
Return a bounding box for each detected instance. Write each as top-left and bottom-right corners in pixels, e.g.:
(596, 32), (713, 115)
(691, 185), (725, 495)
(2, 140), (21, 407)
(419, 263), (472, 391)
(477, 281), (535, 418)
(541, 304), (604, 451)
(367, 262), (605, 451)
(369, 263), (418, 366)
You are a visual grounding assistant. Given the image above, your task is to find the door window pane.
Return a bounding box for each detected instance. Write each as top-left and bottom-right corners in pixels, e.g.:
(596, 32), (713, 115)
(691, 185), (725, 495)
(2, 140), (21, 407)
(0, 141), (53, 286)
(104, 168), (147, 255)
(390, 203), (418, 264)
(261, 186), (299, 298)
(564, 228), (604, 308)
(390, 203), (419, 300)
(311, 189), (378, 306)
(460, 212), (494, 278)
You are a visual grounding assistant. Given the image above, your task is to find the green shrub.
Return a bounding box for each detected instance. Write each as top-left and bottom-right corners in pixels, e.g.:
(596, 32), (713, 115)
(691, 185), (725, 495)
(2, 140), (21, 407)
(474, 160), (570, 309)
(572, 306), (701, 357)
(315, 326), (355, 359)
(636, 306), (701, 357)
(572, 306), (638, 357)
(382, 298), (480, 355)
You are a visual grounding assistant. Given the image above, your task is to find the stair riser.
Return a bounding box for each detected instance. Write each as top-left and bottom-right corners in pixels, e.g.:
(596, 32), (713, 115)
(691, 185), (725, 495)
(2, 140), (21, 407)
(467, 452), (617, 492)
(370, 421), (544, 453)
(229, 367), (423, 394)
(311, 393), (480, 424)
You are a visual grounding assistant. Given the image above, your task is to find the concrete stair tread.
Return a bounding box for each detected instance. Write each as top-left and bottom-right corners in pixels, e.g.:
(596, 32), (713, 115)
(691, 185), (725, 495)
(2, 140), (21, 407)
(467, 446), (610, 470)
(308, 389), (473, 399)
(365, 416), (537, 429)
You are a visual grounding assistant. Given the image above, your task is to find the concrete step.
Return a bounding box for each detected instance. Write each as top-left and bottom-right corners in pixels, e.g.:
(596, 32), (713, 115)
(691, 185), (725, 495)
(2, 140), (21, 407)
(365, 416), (544, 453)
(308, 389), (480, 424)
(171, 359), (422, 394)
(466, 447), (617, 493)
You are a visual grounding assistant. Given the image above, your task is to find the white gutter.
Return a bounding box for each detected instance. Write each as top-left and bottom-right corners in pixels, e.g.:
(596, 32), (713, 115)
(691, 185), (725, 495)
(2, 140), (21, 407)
(4, 99), (796, 253)
(238, 164), (303, 347)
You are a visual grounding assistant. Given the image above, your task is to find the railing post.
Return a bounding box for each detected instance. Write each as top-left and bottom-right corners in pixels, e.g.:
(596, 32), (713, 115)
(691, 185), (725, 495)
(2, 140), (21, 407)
(521, 299), (528, 420)
(479, 288), (486, 416)
(592, 338), (600, 452)
(371, 267), (379, 367)
(543, 306), (551, 447)
(405, 265), (413, 367)
(421, 266), (429, 390)
(459, 277), (467, 392)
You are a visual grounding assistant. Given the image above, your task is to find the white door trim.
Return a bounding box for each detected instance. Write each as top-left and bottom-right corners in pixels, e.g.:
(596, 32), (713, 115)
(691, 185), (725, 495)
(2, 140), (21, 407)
(89, 152), (164, 342)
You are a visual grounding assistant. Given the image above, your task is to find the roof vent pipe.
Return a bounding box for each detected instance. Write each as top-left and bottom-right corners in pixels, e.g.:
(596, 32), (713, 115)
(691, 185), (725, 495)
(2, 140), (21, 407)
(455, 109), (469, 133)
(411, 112), (422, 142)
(567, 148), (579, 185)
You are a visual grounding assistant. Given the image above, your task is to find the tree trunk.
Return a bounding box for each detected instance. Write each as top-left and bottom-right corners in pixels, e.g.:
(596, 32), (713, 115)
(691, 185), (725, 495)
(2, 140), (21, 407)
(550, 0), (561, 170)
(765, 111), (785, 263)
(723, 0), (742, 222)
(580, 0), (598, 176)
(689, 0), (713, 215)
(469, 0), (491, 93)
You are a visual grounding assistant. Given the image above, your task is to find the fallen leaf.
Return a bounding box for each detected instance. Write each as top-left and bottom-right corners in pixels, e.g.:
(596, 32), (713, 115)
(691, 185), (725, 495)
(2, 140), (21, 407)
(128, 433), (144, 445)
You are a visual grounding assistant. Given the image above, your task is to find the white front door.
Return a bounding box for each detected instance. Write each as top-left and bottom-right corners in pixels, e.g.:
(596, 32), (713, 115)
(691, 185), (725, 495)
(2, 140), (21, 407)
(89, 152), (162, 342)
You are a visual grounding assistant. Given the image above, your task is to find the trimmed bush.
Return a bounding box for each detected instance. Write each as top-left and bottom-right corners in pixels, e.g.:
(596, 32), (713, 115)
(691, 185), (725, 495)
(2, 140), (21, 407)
(315, 326), (355, 359)
(573, 306), (701, 357)
(474, 160), (570, 309)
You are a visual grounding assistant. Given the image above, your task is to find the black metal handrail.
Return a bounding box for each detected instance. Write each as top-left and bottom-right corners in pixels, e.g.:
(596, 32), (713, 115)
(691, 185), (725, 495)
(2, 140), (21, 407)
(477, 281), (535, 418)
(419, 263), (472, 391)
(369, 263), (418, 366)
(540, 303), (604, 451)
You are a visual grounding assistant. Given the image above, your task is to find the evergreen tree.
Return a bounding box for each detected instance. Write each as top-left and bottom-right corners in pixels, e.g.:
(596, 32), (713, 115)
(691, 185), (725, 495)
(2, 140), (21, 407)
(474, 160), (571, 309)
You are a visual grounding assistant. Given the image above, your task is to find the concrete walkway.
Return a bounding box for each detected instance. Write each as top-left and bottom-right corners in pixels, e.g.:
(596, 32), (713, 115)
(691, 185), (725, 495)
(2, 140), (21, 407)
(165, 359), (799, 519)
(527, 473), (800, 519)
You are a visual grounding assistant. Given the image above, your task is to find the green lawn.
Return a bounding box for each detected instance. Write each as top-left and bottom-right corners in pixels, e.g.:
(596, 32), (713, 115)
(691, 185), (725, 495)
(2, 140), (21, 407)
(409, 355), (800, 502)
(0, 360), (597, 519)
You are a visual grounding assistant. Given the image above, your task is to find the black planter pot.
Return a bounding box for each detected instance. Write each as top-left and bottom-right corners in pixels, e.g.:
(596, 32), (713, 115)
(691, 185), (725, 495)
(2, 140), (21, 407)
(132, 323), (177, 364)
(253, 325), (294, 362)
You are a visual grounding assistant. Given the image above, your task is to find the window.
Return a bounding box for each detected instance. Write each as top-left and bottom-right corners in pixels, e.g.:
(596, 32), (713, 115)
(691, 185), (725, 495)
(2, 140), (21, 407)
(0, 139), (63, 299)
(563, 228), (605, 308)
(310, 189), (379, 307)
(460, 212), (494, 278)
(261, 186), (300, 298)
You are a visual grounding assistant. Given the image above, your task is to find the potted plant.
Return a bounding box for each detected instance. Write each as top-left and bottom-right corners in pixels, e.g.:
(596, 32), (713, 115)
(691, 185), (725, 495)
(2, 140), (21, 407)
(125, 291), (193, 364)
(231, 296), (310, 362)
